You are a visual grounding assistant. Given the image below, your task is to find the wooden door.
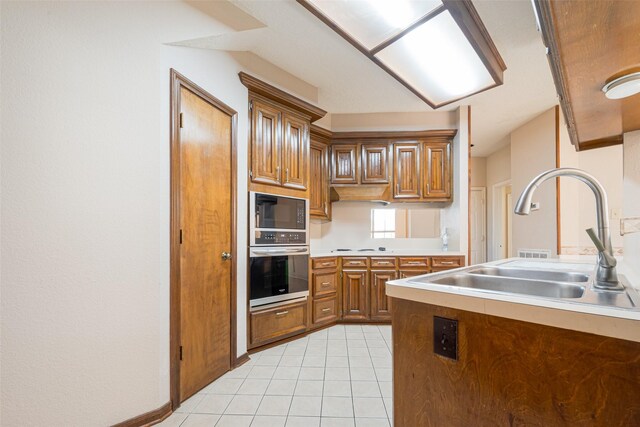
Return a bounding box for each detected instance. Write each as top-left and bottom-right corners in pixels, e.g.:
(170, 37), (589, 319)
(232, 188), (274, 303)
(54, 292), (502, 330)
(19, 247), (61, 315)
(251, 99), (281, 186)
(310, 140), (329, 219)
(423, 141), (451, 199)
(342, 270), (368, 320)
(361, 144), (390, 184)
(331, 144), (358, 184)
(178, 86), (233, 401)
(393, 143), (420, 199)
(370, 270), (395, 321)
(282, 113), (309, 190)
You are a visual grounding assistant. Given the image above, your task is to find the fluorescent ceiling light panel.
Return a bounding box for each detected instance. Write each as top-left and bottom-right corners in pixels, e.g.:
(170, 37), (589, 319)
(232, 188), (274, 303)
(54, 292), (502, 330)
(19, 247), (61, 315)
(307, 0), (442, 49)
(375, 11), (495, 105)
(298, 0), (506, 107)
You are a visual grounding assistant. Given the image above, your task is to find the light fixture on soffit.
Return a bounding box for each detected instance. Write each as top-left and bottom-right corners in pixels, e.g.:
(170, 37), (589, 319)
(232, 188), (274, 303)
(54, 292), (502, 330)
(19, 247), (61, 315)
(297, 0), (507, 108)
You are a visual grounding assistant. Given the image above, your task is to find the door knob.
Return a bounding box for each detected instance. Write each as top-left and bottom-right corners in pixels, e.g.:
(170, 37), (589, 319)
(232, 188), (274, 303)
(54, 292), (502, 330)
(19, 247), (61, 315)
(222, 252), (232, 261)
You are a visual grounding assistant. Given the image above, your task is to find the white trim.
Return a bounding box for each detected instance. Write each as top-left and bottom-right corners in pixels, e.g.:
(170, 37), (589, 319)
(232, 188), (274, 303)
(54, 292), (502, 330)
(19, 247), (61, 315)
(470, 187), (487, 264)
(492, 179), (511, 261)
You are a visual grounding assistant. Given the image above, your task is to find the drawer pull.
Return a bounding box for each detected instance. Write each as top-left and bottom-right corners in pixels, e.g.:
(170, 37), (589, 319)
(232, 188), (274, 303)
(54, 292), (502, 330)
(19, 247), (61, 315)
(321, 308), (331, 312)
(322, 262), (332, 266)
(321, 281), (331, 286)
(407, 261), (423, 265)
(440, 261), (455, 265)
(275, 311), (288, 316)
(377, 262), (391, 265)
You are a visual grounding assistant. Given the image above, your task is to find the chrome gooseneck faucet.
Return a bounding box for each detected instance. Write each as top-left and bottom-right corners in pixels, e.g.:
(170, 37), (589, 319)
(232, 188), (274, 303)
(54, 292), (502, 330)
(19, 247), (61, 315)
(514, 168), (622, 290)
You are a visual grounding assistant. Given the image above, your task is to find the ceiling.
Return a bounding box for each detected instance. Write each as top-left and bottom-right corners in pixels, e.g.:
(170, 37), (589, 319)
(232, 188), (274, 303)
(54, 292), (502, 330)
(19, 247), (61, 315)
(176, 0), (559, 157)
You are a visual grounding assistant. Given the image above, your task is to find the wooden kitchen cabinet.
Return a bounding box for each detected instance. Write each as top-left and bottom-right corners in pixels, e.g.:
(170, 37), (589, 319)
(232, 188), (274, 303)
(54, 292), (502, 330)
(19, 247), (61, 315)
(370, 270), (395, 321)
(423, 140), (452, 200)
(250, 99), (282, 186)
(361, 144), (390, 184)
(309, 257), (339, 329)
(331, 144), (358, 184)
(249, 300), (308, 348)
(310, 125), (331, 221)
(393, 143), (421, 199)
(342, 269), (368, 321)
(282, 113), (309, 190)
(240, 72), (326, 196)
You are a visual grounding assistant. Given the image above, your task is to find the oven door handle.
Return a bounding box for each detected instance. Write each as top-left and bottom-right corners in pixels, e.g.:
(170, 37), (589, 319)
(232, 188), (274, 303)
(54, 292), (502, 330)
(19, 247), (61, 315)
(251, 248), (309, 256)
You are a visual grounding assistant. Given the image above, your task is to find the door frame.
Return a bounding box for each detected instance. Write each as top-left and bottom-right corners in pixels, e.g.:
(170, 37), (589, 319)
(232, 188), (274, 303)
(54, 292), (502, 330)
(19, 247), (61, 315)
(470, 187), (486, 264)
(169, 69), (238, 410)
(491, 179), (511, 260)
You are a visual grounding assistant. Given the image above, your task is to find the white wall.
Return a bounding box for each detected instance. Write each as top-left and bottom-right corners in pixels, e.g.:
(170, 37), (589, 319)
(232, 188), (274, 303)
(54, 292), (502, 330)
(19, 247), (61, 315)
(510, 108), (557, 256)
(0, 2), (268, 425)
(312, 202), (444, 252)
(471, 157), (487, 187)
(559, 143), (624, 254)
(623, 131), (640, 280)
(486, 143), (511, 260)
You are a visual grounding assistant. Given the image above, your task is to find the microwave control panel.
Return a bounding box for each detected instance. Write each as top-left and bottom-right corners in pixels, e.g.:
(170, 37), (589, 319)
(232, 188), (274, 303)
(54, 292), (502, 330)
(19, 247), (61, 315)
(254, 231), (307, 246)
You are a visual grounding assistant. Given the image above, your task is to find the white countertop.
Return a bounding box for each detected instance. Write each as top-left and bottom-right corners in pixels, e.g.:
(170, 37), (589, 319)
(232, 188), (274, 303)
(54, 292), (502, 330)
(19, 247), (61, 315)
(311, 249), (466, 257)
(386, 257), (640, 342)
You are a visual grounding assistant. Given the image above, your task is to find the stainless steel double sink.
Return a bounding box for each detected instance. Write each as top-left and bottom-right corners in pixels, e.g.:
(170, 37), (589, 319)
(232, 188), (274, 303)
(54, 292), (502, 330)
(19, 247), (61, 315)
(408, 263), (640, 310)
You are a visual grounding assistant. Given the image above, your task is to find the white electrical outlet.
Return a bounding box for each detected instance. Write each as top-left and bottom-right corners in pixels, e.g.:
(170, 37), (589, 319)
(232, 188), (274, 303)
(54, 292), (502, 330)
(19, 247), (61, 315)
(621, 217), (640, 236)
(531, 202), (540, 211)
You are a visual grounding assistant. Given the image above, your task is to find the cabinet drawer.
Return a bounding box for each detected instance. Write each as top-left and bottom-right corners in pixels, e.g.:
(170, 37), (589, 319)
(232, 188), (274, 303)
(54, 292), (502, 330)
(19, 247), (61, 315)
(342, 257), (368, 268)
(398, 257), (429, 268)
(313, 271), (338, 297)
(313, 296), (338, 325)
(399, 270), (429, 279)
(250, 301), (307, 347)
(312, 257), (338, 270)
(431, 256), (464, 268)
(370, 257), (396, 268)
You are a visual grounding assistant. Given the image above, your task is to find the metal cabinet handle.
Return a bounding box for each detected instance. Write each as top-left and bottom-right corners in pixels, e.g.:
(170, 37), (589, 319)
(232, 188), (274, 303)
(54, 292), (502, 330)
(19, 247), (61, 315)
(440, 261), (455, 265)
(321, 308), (331, 312)
(222, 252), (232, 261)
(276, 166), (280, 179)
(285, 168), (289, 182)
(321, 282), (331, 286)
(407, 261), (422, 265)
(322, 262), (332, 266)
(275, 311), (288, 316)
(377, 262), (391, 265)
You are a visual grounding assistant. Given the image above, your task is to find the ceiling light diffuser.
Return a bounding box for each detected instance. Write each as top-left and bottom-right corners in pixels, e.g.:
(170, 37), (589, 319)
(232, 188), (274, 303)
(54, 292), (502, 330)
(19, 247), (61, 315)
(297, 0), (506, 108)
(602, 72), (640, 100)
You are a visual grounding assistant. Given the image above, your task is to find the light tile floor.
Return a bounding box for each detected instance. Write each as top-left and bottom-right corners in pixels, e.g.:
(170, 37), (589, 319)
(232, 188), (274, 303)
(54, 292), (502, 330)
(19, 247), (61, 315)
(159, 324), (393, 427)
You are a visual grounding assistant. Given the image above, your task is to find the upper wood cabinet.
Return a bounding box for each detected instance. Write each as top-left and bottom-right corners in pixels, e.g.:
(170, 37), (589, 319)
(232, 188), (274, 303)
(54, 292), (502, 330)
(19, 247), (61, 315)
(282, 113), (308, 190)
(394, 143), (421, 199)
(331, 144), (358, 184)
(240, 72), (326, 195)
(361, 144), (390, 184)
(393, 138), (452, 202)
(251, 99), (281, 186)
(423, 140), (452, 200)
(310, 125), (331, 221)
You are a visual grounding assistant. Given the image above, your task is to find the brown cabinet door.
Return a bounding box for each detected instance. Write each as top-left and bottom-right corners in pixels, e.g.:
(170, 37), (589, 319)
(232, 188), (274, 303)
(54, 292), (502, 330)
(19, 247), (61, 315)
(393, 143), (421, 199)
(310, 140), (330, 219)
(282, 113), (309, 190)
(361, 144), (390, 184)
(370, 270), (395, 321)
(423, 141), (451, 200)
(251, 99), (281, 186)
(331, 144), (358, 184)
(342, 270), (368, 320)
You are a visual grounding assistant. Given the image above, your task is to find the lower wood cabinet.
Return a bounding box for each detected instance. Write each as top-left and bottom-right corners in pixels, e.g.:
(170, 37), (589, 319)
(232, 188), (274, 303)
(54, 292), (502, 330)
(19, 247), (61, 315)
(250, 300), (308, 348)
(342, 269), (369, 321)
(312, 296), (338, 325)
(370, 270), (395, 321)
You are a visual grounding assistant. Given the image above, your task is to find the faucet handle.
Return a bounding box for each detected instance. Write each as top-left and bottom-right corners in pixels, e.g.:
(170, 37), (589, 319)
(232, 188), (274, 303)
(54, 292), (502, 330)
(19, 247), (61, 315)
(586, 228), (617, 267)
(585, 228), (606, 252)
